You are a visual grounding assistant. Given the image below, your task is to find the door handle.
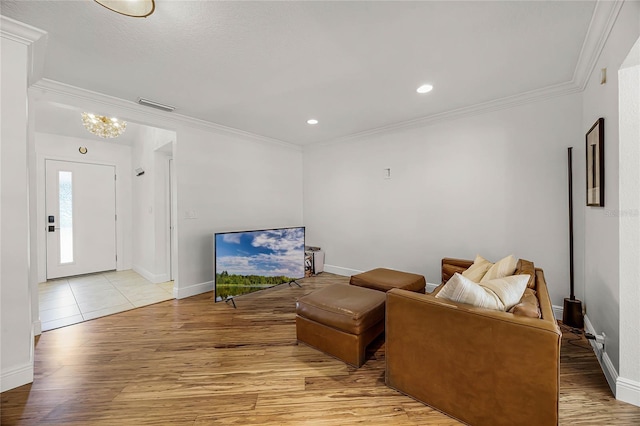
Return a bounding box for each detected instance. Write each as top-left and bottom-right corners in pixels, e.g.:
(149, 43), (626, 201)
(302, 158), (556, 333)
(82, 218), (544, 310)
(48, 225), (55, 232)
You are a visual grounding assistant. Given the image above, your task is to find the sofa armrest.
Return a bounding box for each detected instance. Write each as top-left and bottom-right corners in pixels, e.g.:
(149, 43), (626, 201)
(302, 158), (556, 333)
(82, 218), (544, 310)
(385, 289), (561, 426)
(441, 257), (473, 283)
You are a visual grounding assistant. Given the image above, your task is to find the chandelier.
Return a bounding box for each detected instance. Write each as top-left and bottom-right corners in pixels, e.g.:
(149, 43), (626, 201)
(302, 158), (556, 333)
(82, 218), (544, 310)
(81, 113), (127, 139)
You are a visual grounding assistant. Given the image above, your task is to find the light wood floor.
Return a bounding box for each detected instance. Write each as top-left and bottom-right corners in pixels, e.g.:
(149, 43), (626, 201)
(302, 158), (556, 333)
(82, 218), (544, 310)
(2, 273), (639, 425)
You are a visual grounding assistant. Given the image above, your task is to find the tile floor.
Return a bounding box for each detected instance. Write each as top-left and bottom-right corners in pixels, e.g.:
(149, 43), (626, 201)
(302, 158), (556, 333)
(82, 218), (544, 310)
(39, 270), (174, 331)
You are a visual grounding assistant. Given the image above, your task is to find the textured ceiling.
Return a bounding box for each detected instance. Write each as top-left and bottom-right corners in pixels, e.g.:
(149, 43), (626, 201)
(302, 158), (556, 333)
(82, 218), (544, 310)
(2, 1), (596, 145)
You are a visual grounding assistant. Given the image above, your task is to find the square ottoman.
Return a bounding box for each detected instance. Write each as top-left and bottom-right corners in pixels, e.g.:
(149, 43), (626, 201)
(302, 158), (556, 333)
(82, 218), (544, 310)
(350, 268), (426, 293)
(296, 284), (386, 367)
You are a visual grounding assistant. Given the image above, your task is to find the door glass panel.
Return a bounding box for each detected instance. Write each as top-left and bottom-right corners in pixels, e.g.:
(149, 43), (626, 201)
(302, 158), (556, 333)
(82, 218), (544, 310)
(59, 171), (73, 264)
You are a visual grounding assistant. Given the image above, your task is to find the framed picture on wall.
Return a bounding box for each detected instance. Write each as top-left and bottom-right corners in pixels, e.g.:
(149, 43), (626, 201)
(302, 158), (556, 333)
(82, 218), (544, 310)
(586, 117), (604, 207)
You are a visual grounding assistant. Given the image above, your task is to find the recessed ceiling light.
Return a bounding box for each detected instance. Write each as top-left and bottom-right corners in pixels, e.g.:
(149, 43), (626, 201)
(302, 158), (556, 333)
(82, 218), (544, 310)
(307, 119), (319, 125)
(417, 84), (433, 94)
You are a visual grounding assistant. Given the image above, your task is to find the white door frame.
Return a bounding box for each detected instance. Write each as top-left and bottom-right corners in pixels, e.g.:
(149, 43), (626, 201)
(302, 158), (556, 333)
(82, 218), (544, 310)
(36, 149), (130, 283)
(44, 159), (117, 279)
(167, 157), (176, 281)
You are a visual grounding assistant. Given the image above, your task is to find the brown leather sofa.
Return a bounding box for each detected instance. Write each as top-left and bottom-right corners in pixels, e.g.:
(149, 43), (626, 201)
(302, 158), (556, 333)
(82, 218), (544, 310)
(385, 258), (562, 426)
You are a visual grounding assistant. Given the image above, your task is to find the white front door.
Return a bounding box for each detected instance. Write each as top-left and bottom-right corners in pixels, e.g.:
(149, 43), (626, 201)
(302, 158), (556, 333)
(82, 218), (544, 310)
(45, 160), (117, 279)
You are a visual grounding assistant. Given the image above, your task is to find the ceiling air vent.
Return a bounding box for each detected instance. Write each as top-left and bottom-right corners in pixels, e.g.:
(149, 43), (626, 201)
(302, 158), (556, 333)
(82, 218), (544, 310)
(137, 98), (175, 112)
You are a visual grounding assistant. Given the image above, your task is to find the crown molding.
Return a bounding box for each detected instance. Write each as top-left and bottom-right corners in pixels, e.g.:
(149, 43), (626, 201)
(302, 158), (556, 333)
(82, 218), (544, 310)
(30, 79), (301, 152)
(17, 1), (624, 151)
(572, 0), (624, 90)
(307, 1), (624, 149)
(0, 15), (46, 45)
(309, 80), (582, 149)
(1, 15), (48, 84)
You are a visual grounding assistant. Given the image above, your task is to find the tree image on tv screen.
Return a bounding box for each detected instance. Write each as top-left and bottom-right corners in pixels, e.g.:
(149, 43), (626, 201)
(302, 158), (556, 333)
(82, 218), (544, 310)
(215, 227), (304, 301)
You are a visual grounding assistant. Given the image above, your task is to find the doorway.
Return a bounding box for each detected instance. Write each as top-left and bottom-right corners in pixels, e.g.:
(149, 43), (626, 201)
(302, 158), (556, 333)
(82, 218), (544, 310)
(32, 100), (178, 332)
(45, 159), (116, 279)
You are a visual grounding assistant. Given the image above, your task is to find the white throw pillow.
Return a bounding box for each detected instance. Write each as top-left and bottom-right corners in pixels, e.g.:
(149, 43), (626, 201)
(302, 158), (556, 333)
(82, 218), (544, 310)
(480, 254), (517, 283)
(436, 272), (529, 312)
(481, 274), (530, 311)
(436, 273), (503, 310)
(462, 254), (493, 282)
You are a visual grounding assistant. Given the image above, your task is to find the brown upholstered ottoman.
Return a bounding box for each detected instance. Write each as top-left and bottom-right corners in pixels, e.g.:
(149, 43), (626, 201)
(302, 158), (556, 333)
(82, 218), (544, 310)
(296, 284), (386, 367)
(350, 268), (426, 293)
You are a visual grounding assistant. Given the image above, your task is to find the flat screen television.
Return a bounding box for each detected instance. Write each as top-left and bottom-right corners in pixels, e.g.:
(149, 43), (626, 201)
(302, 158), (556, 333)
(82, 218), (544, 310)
(214, 226), (305, 303)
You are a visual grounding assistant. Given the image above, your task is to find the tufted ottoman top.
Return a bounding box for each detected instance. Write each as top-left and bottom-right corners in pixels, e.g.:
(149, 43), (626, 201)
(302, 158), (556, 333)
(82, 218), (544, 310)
(350, 268), (426, 293)
(296, 284), (385, 335)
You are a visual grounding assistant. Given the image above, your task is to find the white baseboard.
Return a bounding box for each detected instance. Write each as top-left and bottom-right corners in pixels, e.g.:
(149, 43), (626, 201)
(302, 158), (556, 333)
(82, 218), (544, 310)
(133, 264), (170, 284)
(584, 314), (619, 395)
(617, 377), (640, 407)
(1, 362), (34, 393)
(583, 316), (640, 407)
(552, 304), (563, 321)
(323, 264), (364, 277)
(33, 320), (42, 336)
(174, 280), (213, 299)
(426, 282), (439, 293)
(602, 352), (620, 395)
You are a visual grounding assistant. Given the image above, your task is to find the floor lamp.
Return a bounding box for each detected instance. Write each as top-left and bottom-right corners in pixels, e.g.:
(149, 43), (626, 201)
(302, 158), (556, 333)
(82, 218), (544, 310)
(563, 147), (584, 328)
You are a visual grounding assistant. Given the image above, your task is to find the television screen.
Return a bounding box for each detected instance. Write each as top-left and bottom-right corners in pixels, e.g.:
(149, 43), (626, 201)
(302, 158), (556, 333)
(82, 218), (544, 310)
(214, 227), (305, 302)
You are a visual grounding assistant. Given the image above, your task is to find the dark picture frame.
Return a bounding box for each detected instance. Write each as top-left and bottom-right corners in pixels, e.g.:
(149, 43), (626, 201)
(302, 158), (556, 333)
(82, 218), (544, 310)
(586, 117), (605, 207)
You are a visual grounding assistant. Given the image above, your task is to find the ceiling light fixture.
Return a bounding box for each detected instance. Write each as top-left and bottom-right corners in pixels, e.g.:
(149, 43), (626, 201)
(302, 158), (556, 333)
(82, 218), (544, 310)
(416, 84), (433, 94)
(94, 0), (155, 18)
(81, 112), (127, 139)
(307, 119), (319, 125)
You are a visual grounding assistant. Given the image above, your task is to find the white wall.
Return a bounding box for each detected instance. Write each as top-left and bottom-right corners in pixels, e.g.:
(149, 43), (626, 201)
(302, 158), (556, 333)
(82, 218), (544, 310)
(304, 93), (582, 306)
(26, 78), (305, 302)
(35, 132), (133, 283)
(579, 0), (640, 387)
(0, 33), (34, 392)
(131, 126), (175, 283)
(618, 35), (640, 407)
(175, 127), (304, 298)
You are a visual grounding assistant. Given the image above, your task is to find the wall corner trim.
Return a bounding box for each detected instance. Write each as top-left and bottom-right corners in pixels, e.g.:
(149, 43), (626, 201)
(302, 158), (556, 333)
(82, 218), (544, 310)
(617, 377), (640, 407)
(174, 280), (213, 299)
(0, 362), (34, 393)
(308, 80), (582, 148)
(572, 0), (625, 89)
(552, 305), (564, 321)
(29, 79), (302, 152)
(322, 265), (364, 277)
(425, 282), (440, 293)
(584, 314), (619, 395)
(132, 264), (170, 285)
(0, 15), (47, 45)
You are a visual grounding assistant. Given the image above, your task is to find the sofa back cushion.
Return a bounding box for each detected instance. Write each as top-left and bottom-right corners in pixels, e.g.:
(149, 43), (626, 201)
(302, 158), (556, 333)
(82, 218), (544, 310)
(441, 258), (473, 283)
(515, 258), (536, 289)
(509, 288), (542, 318)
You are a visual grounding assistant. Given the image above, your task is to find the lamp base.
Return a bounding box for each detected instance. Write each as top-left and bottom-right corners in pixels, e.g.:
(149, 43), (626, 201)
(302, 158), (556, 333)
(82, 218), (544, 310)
(563, 298), (584, 329)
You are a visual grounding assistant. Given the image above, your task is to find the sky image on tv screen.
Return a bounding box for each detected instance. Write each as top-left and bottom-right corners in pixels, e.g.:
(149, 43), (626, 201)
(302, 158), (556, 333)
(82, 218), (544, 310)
(215, 227), (305, 301)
